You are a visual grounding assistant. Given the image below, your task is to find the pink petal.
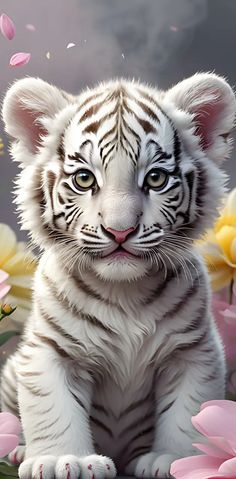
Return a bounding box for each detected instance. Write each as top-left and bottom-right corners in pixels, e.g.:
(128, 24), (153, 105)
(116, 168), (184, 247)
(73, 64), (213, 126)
(0, 282), (11, 299)
(9, 52), (31, 67)
(192, 403), (236, 442)
(170, 455), (223, 479)
(200, 401), (236, 414)
(0, 412), (21, 435)
(222, 307), (236, 321)
(193, 441), (232, 459)
(26, 23), (36, 32)
(0, 434), (19, 457)
(205, 475), (236, 479)
(0, 270), (9, 284)
(208, 436), (236, 457)
(219, 457), (236, 474)
(0, 13), (16, 40)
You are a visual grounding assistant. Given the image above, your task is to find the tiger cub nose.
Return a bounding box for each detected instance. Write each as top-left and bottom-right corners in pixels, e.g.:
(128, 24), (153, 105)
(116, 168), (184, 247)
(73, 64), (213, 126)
(105, 227), (136, 243)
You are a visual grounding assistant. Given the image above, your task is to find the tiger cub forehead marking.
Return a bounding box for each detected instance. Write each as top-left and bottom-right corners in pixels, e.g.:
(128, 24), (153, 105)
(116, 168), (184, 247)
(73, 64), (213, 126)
(63, 81), (177, 173)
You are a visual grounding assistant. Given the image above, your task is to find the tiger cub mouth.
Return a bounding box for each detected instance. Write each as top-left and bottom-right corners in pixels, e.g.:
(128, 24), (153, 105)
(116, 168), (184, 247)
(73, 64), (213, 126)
(104, 245), (136, 259)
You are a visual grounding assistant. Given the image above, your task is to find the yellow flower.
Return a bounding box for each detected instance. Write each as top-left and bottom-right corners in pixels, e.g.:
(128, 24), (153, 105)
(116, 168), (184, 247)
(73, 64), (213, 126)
(0, 223), (37, 329)
(199, 189), (236, 292)
(1, 304), (14, 315)
(0, 137), (4, 156)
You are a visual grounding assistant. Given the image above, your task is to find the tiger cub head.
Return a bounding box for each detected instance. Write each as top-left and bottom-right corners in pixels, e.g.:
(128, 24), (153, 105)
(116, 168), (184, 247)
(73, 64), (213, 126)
(2, 73), (236, 281)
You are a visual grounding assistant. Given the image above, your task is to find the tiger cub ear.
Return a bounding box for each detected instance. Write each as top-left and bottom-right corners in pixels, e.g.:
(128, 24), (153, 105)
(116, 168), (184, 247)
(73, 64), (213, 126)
(2, 77), (73, 154)
(165, 72), (236, 164)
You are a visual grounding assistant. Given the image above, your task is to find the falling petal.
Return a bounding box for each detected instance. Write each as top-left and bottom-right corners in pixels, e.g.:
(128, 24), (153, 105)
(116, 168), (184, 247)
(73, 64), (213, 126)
(84, 39), (87, 43)
(170, 25), (179, 32)
(121, 53), (125, 59)
(46, 51), (51, 60)
(9, 52), (31, 67)
(25, 24), (36, 32)
(66, 42), (75, 49)
(0, 13), (16, 40)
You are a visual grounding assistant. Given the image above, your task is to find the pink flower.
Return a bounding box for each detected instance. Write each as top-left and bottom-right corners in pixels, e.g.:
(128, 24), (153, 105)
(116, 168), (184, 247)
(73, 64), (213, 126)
(228, 370), (236, 395)
(0, 412), (21, 457)
(212, 296), (236, 369)
(0, 269), (11, 300)
(0, 13), (15, 40)
(9, 52), (31, 67)
(171, 400), (236, 479)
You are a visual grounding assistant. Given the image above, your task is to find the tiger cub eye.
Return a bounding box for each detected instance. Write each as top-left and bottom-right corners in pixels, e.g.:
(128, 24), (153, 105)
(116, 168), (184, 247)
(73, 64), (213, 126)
(74, 170), (96, 190)
(145, 169), (168, 189)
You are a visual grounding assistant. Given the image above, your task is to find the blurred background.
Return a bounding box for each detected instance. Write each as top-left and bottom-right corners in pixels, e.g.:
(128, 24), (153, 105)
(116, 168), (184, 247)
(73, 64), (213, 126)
(0, 0), (236, 240)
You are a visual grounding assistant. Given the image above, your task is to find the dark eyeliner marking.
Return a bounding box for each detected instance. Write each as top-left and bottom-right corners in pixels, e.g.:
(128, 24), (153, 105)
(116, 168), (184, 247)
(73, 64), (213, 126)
(68, 152), (89, 164)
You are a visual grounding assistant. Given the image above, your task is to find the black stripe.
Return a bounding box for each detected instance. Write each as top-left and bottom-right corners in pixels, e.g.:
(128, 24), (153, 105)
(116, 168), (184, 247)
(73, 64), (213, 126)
(39, 303), (85, 349)
(120, 390), (154, 417)
(34, 332), (73, 359)
(18, 380), (51, 398)
(78, 91), (106, 112)
(90, 415), (113, 438)
(173, 130), (181, 165)
(70, 391), (88, 412)
(82, 104), (119, 135)
(42, 274), (114, 334)
(92, 403), (108, 415)
(129, 425), (154, 443)
(102, 143), (116, 166)
(159, 399), (176, 415)
(72, 275), (125, 314)
(98, 124), (117, 147)
(135, 98), (160, 123)
(142, 267), (177, 305)
(30, 422), (71, 444)
(123, 102), (157, 134)
(125, 445), (151, 467)
(120, 410), (154, 439)
(162, 273), (201, 321)
(79, 99), (106, 123)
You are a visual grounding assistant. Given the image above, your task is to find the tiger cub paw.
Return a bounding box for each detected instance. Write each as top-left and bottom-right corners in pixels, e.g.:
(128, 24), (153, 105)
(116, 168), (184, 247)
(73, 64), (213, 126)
(8, 445), (26, 465)
(19, 454), (117, 479)
(125, 451), (178, 478)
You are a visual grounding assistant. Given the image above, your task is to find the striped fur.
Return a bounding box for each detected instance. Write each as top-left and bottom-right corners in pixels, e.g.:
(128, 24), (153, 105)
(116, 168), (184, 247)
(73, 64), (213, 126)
(1, 73), (235, 479)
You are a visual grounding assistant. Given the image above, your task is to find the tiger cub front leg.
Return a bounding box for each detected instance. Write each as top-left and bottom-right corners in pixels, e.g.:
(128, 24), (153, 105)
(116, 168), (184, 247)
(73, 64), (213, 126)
(125, 330), (225, 478)
(17, 340), (116, 479)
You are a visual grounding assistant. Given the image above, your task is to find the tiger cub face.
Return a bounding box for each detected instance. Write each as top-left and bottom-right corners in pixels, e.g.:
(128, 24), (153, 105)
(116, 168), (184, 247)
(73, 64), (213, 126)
(2, 74), (235, 281)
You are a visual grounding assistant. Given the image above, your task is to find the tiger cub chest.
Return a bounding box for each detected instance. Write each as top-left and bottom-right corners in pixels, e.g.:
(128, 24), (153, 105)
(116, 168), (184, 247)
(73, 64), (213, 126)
(90, 369), (156, 470)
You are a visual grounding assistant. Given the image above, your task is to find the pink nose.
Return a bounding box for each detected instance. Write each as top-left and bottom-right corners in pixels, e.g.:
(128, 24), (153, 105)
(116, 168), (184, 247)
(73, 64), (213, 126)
(106, 227), (136, 243)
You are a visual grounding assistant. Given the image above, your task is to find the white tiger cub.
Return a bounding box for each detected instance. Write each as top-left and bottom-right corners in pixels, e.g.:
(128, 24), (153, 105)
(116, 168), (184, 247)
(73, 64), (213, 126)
(1, 73), (235, 479)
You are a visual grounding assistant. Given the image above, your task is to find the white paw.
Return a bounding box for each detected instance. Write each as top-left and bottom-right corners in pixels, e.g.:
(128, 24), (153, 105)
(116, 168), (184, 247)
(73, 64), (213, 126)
(8, 445), (26, 465)
(18, 454), (117, 479)
(78, 454), (116, 479)
(132, 452), (178, 478)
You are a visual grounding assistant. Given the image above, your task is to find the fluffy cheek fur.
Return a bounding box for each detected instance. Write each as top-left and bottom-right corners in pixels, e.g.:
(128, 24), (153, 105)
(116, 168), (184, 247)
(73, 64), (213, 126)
(92, 256), (150, 282)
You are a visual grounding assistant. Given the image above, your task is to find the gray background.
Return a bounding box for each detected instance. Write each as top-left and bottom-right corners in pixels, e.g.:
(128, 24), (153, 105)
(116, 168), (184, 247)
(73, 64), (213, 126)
(0, 0), (236, 241)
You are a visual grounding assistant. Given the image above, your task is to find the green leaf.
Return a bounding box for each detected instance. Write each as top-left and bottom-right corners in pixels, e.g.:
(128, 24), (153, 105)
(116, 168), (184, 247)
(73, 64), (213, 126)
(0, 331), (20, 347)
(226, 391), (236, 401)
(0, 461), (18, 478)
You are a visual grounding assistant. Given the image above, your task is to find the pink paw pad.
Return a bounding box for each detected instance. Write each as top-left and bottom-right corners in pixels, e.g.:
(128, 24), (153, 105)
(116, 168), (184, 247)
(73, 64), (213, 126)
(12, 452), (18, 465)
(65, 463), (70, 479)
(39, 464), (43, 479)
(154, 468), (159, 477)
